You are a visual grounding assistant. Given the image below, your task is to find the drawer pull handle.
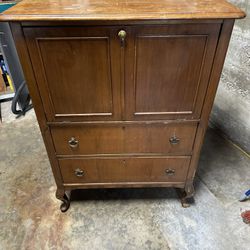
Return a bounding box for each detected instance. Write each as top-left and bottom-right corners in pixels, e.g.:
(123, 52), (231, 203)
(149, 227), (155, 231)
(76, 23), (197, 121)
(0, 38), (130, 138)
(169, 136), (180, 145)
(75, 168), (84, 177)
(68, 137), (79, 148)
(165, 169), (175, 176)
(118, 30), (126, 47)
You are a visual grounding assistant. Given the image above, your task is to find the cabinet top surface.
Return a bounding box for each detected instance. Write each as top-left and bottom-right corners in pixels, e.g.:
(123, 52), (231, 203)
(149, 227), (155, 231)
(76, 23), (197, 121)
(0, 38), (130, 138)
(0, 0), (246, 21)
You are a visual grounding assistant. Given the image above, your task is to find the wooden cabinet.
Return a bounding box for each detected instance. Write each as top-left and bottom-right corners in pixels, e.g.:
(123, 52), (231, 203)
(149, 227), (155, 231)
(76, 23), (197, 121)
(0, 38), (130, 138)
(2, 0), (245, 212)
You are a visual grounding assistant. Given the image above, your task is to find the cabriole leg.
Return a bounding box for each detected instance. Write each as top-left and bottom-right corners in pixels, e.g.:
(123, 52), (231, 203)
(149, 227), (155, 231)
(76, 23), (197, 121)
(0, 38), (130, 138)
(178, 181), (195, 208)
(56, 188), (71, 212)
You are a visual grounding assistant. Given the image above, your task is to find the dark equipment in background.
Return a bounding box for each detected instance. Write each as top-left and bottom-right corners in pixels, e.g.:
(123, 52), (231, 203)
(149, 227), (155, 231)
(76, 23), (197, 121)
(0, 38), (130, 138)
(11, 80), (33, 117)
(0, 22), (32, 117)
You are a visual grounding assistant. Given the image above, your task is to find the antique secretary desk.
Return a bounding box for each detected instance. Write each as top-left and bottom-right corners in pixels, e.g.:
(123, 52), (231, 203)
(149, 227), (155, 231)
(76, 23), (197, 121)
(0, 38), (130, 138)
(0, 0), (245, 211)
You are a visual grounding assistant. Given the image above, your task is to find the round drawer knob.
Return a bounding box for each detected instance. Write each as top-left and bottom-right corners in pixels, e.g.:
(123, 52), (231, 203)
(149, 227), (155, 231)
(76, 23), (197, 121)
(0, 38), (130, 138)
(169, 136), (180, 145)
(165, 169), (175, 176)
(75, 168), (84, 177)
(68, 137), (79, 148)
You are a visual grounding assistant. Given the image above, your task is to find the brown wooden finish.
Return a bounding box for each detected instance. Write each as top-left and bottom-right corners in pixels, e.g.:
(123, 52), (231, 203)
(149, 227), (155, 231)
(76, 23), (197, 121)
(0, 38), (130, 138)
(47, 119), (200, 126)
(5, 0), (245, 211)
(23, 26), (121, 121)
(20, 19), (225, 27)
(51, 123), (197, 156)
(0, 0), (245, 21)
(63, 182), (185, 190)
(59, 156), (191, 184)
(185, 19), (236, 185)
(9, 22), (65, 190)
(125, 24), (221, 120)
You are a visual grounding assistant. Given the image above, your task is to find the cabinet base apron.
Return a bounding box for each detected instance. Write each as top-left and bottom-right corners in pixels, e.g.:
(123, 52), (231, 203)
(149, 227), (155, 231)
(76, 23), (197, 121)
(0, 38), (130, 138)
(57, 181), (195, 212)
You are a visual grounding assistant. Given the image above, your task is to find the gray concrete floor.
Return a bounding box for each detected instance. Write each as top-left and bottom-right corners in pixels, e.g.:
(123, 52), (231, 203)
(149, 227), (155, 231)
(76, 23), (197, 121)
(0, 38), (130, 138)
(0, 101), (250, 250)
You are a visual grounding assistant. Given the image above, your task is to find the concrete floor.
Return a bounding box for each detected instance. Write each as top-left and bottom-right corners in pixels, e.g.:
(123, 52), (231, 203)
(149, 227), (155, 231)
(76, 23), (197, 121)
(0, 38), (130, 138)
(0, 101), (250, 250)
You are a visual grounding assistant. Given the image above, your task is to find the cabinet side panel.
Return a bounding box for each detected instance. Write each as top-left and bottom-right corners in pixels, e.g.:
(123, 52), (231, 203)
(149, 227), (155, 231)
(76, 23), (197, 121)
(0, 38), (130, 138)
(185, 19), (235, 184)
(9, 22), (64, 188)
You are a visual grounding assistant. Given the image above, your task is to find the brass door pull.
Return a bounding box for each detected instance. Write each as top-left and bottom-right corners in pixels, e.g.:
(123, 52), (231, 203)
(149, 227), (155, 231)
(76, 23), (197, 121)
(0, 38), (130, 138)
(75, 168), (84, 177)
(118, 30), (126, 47)
(68, 137), (79, 148)
(165, 169), (175, 176)
(169, 136), (180, 145)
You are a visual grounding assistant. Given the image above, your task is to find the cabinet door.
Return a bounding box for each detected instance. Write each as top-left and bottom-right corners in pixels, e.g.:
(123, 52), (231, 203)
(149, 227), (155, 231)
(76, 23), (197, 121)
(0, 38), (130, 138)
(125, 24), (221, 120)
(23, 27), (121, 122)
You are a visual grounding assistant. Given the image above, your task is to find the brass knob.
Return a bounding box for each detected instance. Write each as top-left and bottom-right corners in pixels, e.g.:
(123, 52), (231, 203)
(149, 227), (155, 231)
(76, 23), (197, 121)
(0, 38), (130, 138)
(75, 168), (84, 177)
(68, 137), (79, 148)
(118, 30), (126, 46)
(165, 169), (175, 176)
(169, 136), (180, 145)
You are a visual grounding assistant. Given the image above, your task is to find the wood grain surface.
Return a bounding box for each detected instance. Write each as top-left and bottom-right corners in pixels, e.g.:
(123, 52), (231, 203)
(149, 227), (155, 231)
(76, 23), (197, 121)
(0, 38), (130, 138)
(51, 123), (197, 156)
(0, 0), (246, 21)
(59, 156), (191, 184)
(124, 24), (221, 120)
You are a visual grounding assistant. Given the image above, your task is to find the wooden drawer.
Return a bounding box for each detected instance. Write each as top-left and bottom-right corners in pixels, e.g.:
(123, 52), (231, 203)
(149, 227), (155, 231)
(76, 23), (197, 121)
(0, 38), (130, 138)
(51, 123), (197, 156)
(59, 157), (191, 184)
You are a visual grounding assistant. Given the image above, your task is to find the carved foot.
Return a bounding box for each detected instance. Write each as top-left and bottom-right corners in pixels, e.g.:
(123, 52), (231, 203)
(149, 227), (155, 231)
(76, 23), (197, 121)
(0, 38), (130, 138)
(177, 181), (195, 208)
(180, 194), (195, 208)
(60, 195), (70, 212)
(56, 189), (71, 213)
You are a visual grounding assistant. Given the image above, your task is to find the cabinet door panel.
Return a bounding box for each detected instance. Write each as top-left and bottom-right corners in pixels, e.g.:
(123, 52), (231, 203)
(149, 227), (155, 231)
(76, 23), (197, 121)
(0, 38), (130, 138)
(23, 27), (121, 121)
(125, 24), (221, 120)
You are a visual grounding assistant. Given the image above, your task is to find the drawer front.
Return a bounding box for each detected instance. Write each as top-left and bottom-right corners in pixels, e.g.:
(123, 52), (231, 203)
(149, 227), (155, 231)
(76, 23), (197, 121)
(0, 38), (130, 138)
(59, 157), (191, 184)
(51, 123), (197, 155)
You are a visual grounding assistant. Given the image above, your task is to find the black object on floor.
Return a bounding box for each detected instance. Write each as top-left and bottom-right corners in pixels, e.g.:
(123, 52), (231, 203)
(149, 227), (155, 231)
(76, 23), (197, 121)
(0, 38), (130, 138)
(11, 81), (33, 118)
